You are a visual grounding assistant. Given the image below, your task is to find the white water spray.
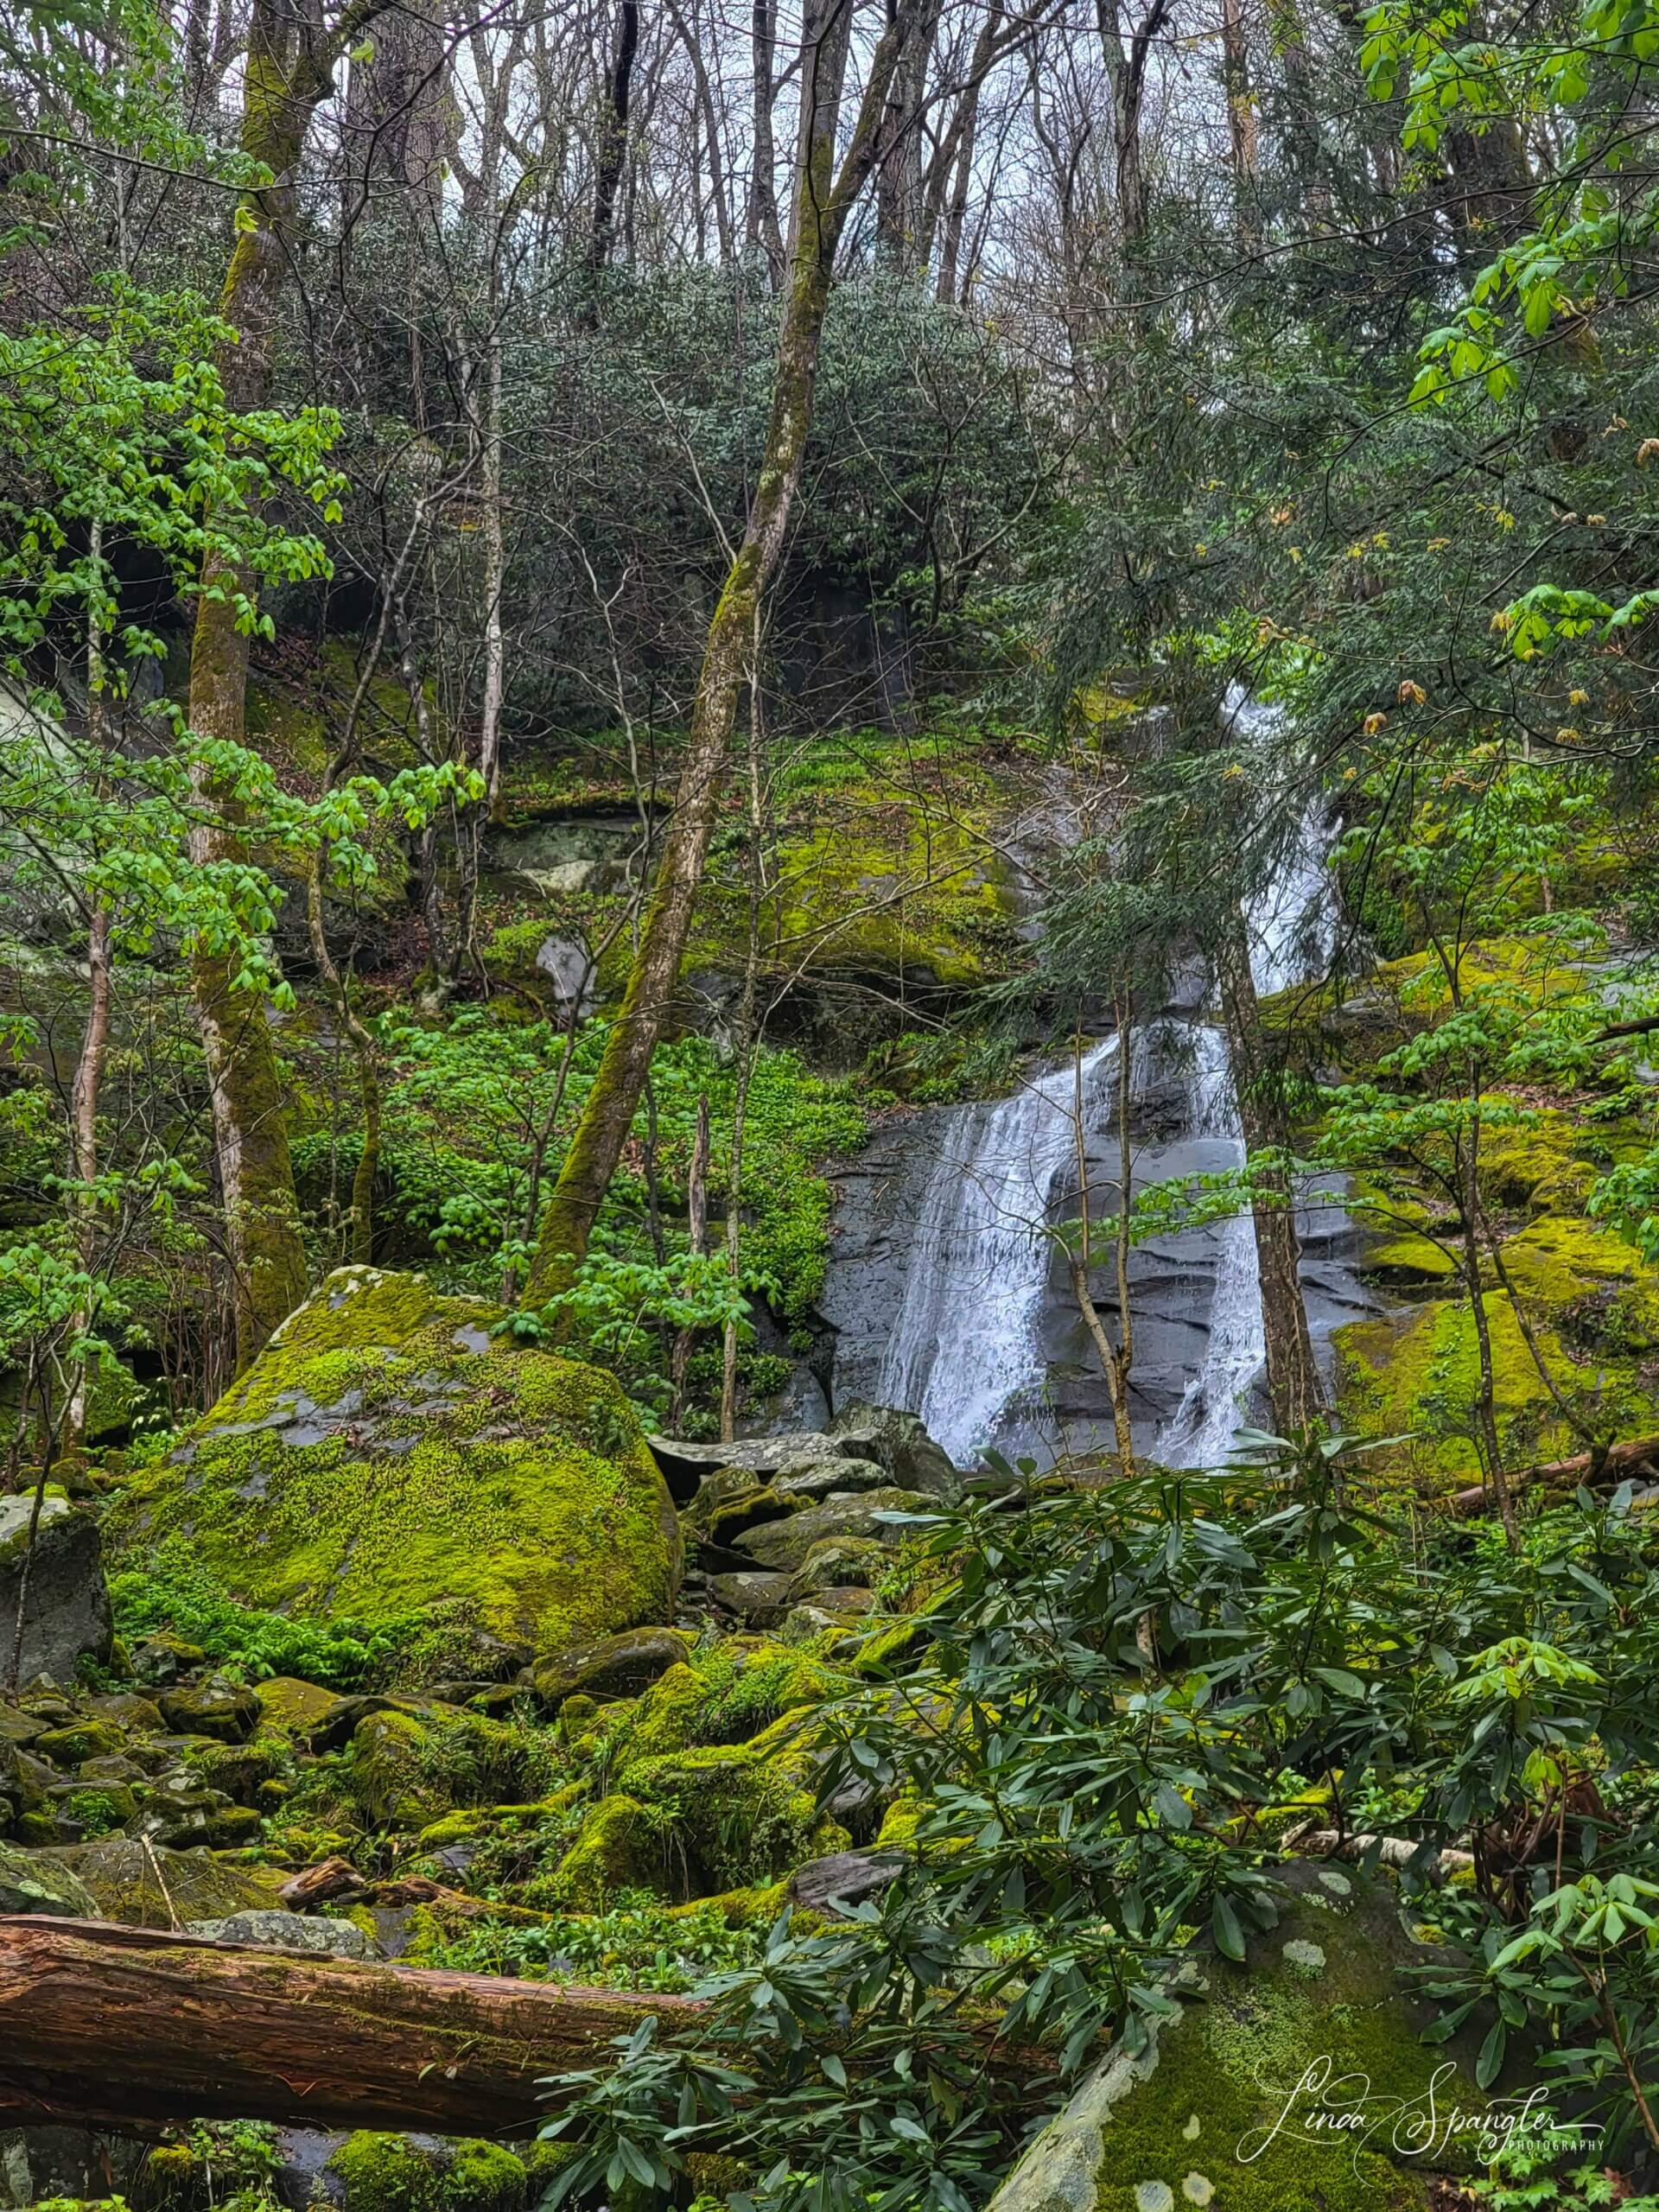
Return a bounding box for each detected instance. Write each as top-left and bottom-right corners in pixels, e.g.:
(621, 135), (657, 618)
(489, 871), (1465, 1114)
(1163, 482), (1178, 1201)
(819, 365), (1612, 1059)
(875, 1037), (1119, 1464)
(1154, 692), (1336, 1464)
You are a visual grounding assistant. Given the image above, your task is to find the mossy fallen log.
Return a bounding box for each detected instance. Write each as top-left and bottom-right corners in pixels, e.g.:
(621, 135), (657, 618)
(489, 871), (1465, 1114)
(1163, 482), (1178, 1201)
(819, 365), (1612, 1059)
(1441, 1429), (1659, 1518)
(0, 1915), (702, 2133)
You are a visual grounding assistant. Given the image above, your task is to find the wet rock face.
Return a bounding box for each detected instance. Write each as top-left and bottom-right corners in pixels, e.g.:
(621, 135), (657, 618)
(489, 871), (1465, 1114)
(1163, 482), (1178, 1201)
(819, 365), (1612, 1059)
(0, 1488), (112, 1688)
(986, 1861), (1532, 2212)
(823, 1039), (1381, 1473)
(105, 1266), (681, 1673)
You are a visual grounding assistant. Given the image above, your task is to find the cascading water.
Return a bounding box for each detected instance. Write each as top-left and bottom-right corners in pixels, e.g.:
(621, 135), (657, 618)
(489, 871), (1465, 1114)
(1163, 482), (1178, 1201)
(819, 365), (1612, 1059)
(838, 687), (1347, 1472)
(1154, 694), (1337, 1464)
(874, 1037), (1118, 1465)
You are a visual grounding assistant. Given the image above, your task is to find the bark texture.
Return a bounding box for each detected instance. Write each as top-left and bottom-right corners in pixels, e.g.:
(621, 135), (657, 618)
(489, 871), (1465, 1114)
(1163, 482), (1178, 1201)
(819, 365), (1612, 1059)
(188, 0), (376, 1364)
(0, 1916), (696, 2135)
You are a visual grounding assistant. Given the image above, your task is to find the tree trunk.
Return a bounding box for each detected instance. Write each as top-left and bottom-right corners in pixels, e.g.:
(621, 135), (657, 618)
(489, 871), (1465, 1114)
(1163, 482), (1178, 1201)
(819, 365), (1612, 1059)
(932, 12), (1001, 302)
(588, 0), (639, 274)
(1096, 0), (1173, 251)
(747, 0), (785, 283)
(1219, 0), (1257, 232)
(0, 1916), (696, 2135)
(1444, 1432), (1659, 1517)
(1216, 906), (1322, 1437)
(875, 0), (941, 269)
(1461, 1118), (1519, 1548)
(668, 1091), (710, 1421)
(187, 0), (378, 1366)
(525, 1), (921, 1306)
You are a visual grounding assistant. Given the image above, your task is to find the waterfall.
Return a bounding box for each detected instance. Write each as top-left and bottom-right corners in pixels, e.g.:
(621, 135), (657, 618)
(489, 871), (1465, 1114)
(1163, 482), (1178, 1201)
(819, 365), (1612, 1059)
(1153, 714), (1336, 1465)
(848, 688), (1340, 1473)
(875, 1037), (1118, 1465)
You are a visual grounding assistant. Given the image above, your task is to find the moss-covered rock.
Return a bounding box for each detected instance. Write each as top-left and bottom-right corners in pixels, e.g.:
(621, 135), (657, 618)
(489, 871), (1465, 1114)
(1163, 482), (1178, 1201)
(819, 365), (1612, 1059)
(984, 1862), (1530, 2212)
(1336, 1210), (1659, 1485)
(158, 1675), (261, 1744)
(0, 1838), (97, 1914)
(254, 1675), (353, 1736)
(107, 1268), (681, 1673)
(530, 1625), (693, 1713)
(554, 1792), (665, 1908)
(55, 1834), (287, 1923)
(615, 1719), (847, 1895)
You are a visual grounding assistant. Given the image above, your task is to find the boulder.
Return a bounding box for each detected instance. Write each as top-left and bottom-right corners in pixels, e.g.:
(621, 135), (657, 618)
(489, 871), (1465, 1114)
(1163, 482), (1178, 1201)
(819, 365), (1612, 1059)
(828, 1400), (960, 1497)
(54, 1834), (288, 1923)
(159, 1673), (262, 1743)
(0, 1838), (96, 1916)
(739, 1488), (933, 1573)
(984, 1861), (1537, 2212)
(531, 1625), (694, 1712)
(0, 1487), (112, 1688)
(789, 1847), (907, 1912)
(106, 1266), (681, 1671)
(706, 1571), (794, 1627)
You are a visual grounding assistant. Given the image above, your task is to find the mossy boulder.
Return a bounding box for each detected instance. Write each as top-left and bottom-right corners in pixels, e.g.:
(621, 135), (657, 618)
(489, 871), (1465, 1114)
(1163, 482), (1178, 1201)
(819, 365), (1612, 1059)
(530, 1625), (694, 1713)
(616, 1720), (848, 1895)
(0, 1838), (97, 1915)
(322, 2130), (527, 2212)
(54, 1834), (287, 1923)
(554, 1792), (666, 1908)
(106, 1268), (681, 1672)
(158, 1675), (261, 1743)
(984, 1862), (1533, 2212)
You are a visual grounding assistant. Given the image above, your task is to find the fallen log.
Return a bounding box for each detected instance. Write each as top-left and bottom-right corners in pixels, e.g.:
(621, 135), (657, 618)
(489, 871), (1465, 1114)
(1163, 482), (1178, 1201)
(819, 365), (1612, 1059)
(0, 1916), (702, 2135)
(1442, 1430), (1659, 1519)
(1285, 1827), (1476, 1880)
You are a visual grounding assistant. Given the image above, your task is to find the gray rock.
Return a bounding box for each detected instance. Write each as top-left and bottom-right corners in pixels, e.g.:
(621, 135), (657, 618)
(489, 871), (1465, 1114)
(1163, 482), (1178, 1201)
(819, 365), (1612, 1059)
(0, 1491), (112, 1688)
(772, 1454), (891, 1501)
(828, 1401), (960, 1497)
(741, 1488), (935, 1573)
(0, 1839), (97, 1916)
(706, 1570), (795, 1626)
(531, 1625), (694, 1711)
(779, 1592), (876, 1644)
(0, 2126), (147, 2209)
(790, 1847), (908, 1912)
(186, 1909), (374, 1958)
(789, 1535), (887, 1592)
(158, 1672), (262, 1743)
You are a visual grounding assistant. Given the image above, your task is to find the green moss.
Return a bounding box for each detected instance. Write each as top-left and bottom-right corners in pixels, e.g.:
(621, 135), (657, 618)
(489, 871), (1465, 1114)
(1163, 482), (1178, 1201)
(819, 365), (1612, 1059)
(615, 1735), (847, 1893)
(105, 1268), (680, 1668)
(602, 1642), (851, 1766)
(1001, 1872), (1513, 2212)
(1336, 1205), (1659, 1484)
(554, 1791), (667, 1909)
(441, 2141), (526, 2212)
(326, 2133), (441, 2212)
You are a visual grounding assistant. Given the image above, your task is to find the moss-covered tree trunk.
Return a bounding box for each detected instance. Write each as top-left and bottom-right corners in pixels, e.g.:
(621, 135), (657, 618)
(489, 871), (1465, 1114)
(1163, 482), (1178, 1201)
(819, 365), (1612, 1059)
(525, 0), (922, 1306)
(188, 0), (376, 1366)
(1217, 906), (1322, 1437)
